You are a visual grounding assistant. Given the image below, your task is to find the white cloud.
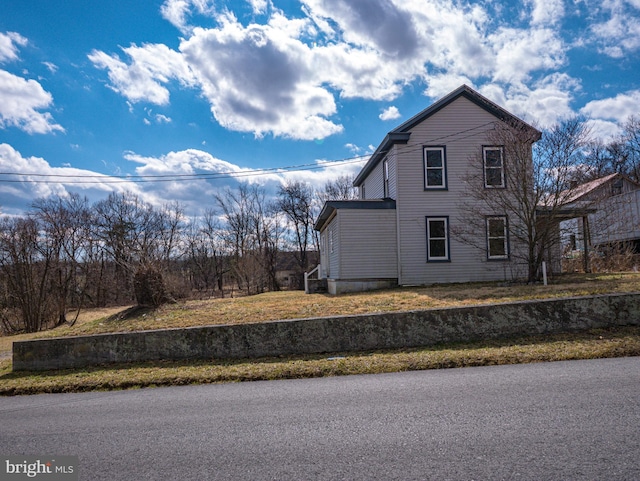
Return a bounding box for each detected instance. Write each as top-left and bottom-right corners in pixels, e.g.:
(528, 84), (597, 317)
(424, 74), (475, 100)
(301, 0), (420, 59)
(88, 43), (196, 105)
(247, 0), (268, 15)
(477, 74), (580, 127)
(139, 108), (172, 123)
(379, 106), (401, 121)
(160, 0), (216, 34)
(0, 32), (62, 135)
(587, 0), (640, 57)
(180, 18), (343, 139)
(580, 90), (640, 124)
(122, 148), (365, 213)
(526, 0), (565, 26)
(490, 27), (566, 83)
(345, 143), (361, 154)
(0, 32), (27, 62)
(125, 149), (243, 177)
(42, 61), (58, 74)
(0, 143), (138, 216)
(584, 118), (622, 140)
(88, 0), (593, 141)
(0, 70), (64, 134)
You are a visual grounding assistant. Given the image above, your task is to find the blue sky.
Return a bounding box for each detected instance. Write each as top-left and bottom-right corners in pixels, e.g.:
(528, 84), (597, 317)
(1, 0), (639, 216)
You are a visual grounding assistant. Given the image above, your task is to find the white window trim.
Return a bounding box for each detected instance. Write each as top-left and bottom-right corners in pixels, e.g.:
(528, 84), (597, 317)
(383, 159), (390, 197)
(329, 227), (335, 254)
(486, 216), (509, 260)
(483, 146), (505, 188)
(426, 216), (450, 262)
(423, 146), (447, 189)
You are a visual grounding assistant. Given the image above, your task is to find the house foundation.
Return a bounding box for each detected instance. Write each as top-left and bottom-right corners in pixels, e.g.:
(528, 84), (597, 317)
(327, 278), (398, 295)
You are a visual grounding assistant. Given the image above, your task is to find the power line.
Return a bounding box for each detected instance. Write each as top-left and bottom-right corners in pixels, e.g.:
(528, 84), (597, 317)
(0, 121), (498, 186)
(0, 156), (368, 185)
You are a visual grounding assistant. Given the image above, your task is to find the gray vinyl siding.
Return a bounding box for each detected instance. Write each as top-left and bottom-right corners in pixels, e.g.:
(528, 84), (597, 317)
(395, 95), (526, 285)
(327, 221), (339, 278)
(323, 208), (397, 279)
(387, 150), (398, 199)
(363, 157), (386, 199)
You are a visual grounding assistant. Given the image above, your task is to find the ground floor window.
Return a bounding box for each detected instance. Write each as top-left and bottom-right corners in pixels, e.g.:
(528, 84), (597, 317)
(486, 216), (509, 259)
(426, 216), (450, 261)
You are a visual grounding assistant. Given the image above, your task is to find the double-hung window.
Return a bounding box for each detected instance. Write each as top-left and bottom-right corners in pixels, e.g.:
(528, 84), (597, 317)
(329, 227), (335, 254)
(486, 216), (509, 259)
(483, 146), (505, 188)
(383, 159), (390, 197)
(426, 217), (450, 261)
(424, 147), (447, 189)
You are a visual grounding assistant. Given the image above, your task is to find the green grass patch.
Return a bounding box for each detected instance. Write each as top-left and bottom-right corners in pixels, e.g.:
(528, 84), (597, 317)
(2, 326), (639, 396)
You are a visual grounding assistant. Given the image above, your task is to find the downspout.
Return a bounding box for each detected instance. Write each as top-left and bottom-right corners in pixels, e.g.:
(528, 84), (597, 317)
(582, 215), (591, 273)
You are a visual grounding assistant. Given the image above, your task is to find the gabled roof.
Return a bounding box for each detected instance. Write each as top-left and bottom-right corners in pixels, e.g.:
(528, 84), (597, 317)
(353, 85), (541, 187)
(314, 198), (396, 231)
(559, 173), (629, 205)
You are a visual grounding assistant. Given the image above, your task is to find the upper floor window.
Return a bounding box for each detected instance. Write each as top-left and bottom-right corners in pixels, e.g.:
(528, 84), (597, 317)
(611, 179), (623, 196)
(486, 216), (509, 259)
(426, 216), (450, 262)
(424, 146), (447, 189)
(483, 146), (505, 188)
(383, 159), (390, 197)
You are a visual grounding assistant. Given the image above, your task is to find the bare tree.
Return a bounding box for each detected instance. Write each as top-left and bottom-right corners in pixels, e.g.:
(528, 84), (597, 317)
(214, 183), (279, 295)
(157, 201), (186, 267)
(184, 211), (230, 297)
(277, 180), (316, 288)
(0, 216), (56, 333)
(92, 191), (171, 307)
(32, 193), (93, 326)
(456, 117), (592, 282)
(616, 115), (640, 182)
(318, 174), (359, 204)
(250, 188), (283, 292)
(581, 116), (640, 183)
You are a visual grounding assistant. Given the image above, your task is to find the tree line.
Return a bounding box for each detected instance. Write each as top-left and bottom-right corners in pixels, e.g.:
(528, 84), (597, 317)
(0, 176), (358, 333)
(2, 115), (639, 334)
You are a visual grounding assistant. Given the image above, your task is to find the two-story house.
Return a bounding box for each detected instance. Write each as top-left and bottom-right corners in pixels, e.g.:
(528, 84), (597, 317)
(311, 85), (541, 294)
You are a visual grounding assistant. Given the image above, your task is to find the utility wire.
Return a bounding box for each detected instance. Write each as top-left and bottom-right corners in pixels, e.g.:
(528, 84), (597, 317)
(0, 157), (368, 184)
(0, 122), (498, 185)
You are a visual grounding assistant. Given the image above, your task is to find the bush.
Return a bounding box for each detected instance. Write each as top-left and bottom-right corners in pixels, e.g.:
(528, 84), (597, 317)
(133, 266), (170, 308)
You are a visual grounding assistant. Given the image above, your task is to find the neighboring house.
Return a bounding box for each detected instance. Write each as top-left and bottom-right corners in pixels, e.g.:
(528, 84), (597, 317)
(311, 85), (541, 294)
(560, 173), (640, 254)
(276, 251), (319, 289)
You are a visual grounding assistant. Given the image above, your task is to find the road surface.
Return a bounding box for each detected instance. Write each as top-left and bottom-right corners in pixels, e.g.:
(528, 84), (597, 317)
(1, 357), (639, 480)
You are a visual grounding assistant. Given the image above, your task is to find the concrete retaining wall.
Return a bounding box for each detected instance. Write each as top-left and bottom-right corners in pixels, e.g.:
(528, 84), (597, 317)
(12, 293), (640, 371)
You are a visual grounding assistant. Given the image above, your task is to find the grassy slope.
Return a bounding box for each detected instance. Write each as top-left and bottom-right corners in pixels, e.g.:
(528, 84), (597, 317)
(1, 273), (640, 395)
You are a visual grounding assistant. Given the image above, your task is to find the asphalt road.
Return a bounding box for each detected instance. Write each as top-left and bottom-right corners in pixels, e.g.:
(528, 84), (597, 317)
(1, 357), (639, 481)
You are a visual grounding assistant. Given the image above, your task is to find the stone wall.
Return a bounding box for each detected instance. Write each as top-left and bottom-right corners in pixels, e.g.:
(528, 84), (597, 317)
(12, 293), (640, 371)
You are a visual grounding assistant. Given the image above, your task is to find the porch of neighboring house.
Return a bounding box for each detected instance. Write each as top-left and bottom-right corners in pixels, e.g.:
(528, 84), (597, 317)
(537, 207), (597, 275)
(556, 174), (640, 272)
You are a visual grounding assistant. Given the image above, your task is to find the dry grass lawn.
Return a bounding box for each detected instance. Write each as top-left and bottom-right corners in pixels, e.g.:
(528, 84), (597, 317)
(2, 272), (640, 356)
(1, 272), (639, 395)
